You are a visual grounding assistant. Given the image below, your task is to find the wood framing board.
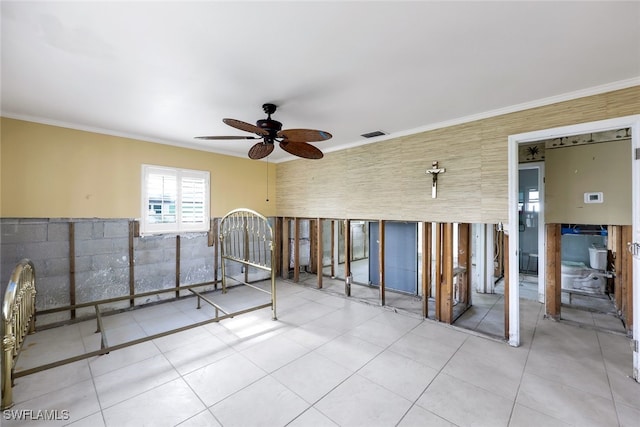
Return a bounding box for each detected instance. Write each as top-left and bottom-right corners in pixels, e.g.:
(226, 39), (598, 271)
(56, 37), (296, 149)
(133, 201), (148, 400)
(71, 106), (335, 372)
(176, 235), (181, 298)
(316, 219), (323, 288)
(440, 223), (454, 323)
(330, 220), (335, 278)
(344, 219), (351, 296)
(273, 217), (281, 277)
(379, 220), (385, 307)
(545, 223), (562, 319)
(611, 226), (624, 313)
(294, 217), (300, 282)
(128, 220), (136, 305)
(435, 223), (442, 320)
(69, 222), (76, 319)
(281, 218), (290, 279)
(458, 223), (471, 308)
(422, 222), (432, 317)
(310, 219), (318, 274)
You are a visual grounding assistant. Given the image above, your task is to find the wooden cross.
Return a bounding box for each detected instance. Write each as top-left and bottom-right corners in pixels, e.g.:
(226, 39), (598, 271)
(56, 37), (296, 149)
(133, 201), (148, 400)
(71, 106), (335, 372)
(425, 161), (446, 198)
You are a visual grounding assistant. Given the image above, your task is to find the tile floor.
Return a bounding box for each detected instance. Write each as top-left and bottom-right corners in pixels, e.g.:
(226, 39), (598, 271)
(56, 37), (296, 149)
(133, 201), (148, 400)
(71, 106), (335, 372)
(4, 279), (639, 427)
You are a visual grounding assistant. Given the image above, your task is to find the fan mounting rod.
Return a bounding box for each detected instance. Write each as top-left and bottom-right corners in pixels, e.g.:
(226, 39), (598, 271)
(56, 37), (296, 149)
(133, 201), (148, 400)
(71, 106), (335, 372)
(257, 104), (282, 142)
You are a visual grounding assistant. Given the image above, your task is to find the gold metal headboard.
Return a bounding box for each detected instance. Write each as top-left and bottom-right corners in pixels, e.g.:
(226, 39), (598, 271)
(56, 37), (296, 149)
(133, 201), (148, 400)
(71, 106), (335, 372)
(2, 259), (37, 410)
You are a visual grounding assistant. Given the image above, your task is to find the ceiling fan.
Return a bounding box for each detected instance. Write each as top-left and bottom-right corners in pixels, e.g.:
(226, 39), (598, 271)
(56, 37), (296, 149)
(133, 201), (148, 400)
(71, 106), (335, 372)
(195, 103), (332, 159)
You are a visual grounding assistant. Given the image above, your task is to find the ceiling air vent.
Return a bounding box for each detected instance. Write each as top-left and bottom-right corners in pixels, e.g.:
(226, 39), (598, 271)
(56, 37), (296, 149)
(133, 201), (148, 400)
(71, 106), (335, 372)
(360, 130), (386, 138)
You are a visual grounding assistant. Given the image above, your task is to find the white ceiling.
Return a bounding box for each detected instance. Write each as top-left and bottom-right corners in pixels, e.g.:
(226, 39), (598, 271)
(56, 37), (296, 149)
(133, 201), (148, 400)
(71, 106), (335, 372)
(2, 1), (639, 162)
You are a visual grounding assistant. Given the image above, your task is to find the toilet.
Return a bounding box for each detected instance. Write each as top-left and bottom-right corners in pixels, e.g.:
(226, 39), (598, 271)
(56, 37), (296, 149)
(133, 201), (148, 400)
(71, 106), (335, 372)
(560, 246), (608, 294)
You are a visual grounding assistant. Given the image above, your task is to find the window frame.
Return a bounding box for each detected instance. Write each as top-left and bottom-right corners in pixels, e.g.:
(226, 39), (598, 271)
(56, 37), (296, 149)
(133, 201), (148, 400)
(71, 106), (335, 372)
(140, 164), (210, 235)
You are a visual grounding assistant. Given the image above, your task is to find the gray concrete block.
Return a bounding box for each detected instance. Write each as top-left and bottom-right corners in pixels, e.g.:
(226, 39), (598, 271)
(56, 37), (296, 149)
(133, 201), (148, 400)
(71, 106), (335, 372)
(181, 262), (214, 285)
(72, 221), (94, 240)
(104, 220), (130, 238)
(91, 253), (129, 271)
(35, 275), (71, 309)
(74, 255), (93, 273)
(134, 264), (175, 290)
(43, 257), (70, 277)
(47, 222), (70, 242)
(134, 248), (165, 265)
(1, 222), (48, 244)
(75, 278), (129, 303)
(75, 238), (116, 256)
(22, 241), (69, 262)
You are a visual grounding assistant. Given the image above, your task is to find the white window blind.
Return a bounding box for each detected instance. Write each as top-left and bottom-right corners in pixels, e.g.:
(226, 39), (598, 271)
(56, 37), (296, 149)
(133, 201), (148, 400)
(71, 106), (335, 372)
(141, 165), (210, 235)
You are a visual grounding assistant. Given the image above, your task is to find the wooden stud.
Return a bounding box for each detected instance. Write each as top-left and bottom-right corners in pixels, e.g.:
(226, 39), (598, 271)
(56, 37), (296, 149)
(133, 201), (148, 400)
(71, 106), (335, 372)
(128, 221), (136, 306)
(545, 223), (561, 319)
(212, 218), (219, 290)
(379, 220), (385, 306)
(309, 219), (317, 274)
(504, 232), (510, 340)
(458, 223), (471, 308)
(293, 217), (300, 282)
(612, 226), (623, 312)
(421, 222), (432, 318)
(69, 222), (76, 319)
(281, 218), (290, 279)
(435, 223), (442, 321)
(317, 218), (323, 289)
(330, 220), (335, 278)
(244, 218), (250, 284)
(176, 235), (181, 299)
(440, 223), (454, 324)
(344, 219), (351, 296)
(272, 217), (281, 277)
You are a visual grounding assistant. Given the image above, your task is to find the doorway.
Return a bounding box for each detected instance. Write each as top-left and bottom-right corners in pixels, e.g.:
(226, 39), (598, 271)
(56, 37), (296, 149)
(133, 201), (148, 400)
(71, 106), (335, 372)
(518, 163), (545, 302)
(508, 114), (640, 381)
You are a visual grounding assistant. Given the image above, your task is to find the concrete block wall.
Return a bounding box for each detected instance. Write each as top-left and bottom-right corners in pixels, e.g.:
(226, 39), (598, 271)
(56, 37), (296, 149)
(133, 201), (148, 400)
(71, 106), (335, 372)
(1, 219), (71, 318)
(1, 218), (223, 326)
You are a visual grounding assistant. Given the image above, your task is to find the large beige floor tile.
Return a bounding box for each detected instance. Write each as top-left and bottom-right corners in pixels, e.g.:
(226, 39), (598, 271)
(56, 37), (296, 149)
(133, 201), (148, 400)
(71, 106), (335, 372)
(102, 378), (205, 427)
(94, 353), (179, 408)
(184, 352), (266, 406)
(315, 374), (412, 427)
(315, 334), (384, 372)
(6, 379), (100, 427)
(240, 333), (310, 373)
(397, 405), (456, 427)
(272, 351), (352, 403)
(416, 373), (513, 427)
(508, 403), (570, 427)
(517, 372), (618, 427)
(211, 376), (308, 427)
(359, 349), (439, 401)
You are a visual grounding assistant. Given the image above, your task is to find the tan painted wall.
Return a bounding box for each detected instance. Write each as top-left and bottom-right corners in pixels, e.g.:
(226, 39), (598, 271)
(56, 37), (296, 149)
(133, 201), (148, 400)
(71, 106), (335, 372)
(276, 86), (640, 223)
(0, 118), (277, 218)
(546, 140), (631, 225)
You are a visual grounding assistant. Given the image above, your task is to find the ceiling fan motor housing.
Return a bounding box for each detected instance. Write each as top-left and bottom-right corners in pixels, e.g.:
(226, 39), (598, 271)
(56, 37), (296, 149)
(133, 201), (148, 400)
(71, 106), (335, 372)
(256, 118), (282, 142)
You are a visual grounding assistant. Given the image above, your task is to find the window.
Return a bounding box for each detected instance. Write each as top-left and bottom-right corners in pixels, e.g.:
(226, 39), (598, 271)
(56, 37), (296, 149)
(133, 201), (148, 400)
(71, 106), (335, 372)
(141, 164), (210, 235)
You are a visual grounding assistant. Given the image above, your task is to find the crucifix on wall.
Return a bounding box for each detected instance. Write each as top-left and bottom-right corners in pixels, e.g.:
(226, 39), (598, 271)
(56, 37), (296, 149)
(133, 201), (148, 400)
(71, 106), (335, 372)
(425, 161), (446, 198)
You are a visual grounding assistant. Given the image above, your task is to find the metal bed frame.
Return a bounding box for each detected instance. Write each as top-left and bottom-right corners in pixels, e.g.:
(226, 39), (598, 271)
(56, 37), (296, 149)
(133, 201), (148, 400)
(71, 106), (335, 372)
(1, 208), (276, 409)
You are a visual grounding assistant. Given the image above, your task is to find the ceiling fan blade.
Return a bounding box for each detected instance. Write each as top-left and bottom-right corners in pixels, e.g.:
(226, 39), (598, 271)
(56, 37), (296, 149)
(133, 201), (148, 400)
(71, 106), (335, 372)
(278, 128), (332, 142)
(279, 140), (323, 159)
(223, 118), (269, 136)
(248, 143), (274, 159)
(195, 135), (261, 140)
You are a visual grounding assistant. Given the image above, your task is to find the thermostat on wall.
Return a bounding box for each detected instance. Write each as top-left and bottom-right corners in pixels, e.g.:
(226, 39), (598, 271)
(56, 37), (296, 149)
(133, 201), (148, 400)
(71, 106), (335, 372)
(584, 192), (603, 204)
